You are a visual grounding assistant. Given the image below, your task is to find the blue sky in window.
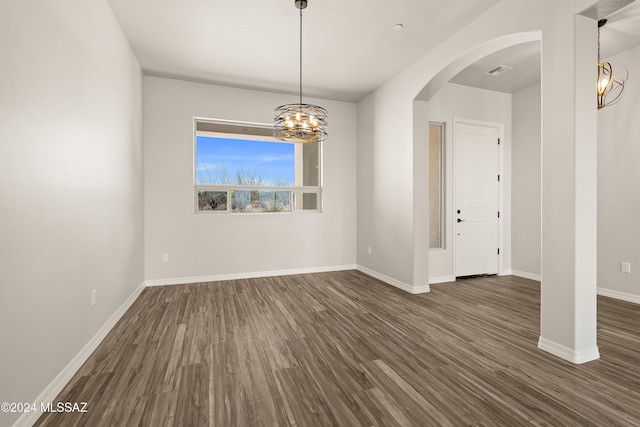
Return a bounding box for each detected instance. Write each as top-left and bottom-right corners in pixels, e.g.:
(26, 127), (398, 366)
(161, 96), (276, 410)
(196, 136), (294, 186)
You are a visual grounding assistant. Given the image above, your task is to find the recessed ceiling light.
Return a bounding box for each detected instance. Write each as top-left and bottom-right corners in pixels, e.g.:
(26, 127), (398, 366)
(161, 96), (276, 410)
(393, 24), (404, 31)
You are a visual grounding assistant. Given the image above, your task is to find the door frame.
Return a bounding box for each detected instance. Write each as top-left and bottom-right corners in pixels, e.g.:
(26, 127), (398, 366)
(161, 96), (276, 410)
(452, 118), (506, 277)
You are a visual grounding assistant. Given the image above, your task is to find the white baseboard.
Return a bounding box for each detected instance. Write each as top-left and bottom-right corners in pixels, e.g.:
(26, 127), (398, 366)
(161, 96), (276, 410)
(498, 269), (513, 276)
(411, 283), (431, 294)
(357, 265), (430, 294)
(511, 270), (542, 282)
(597, 287), (640, 305)
(13, 282), (145, 427)
(429, 275), (456, 284)
(537, 336), (600, 365)
(144, 264), (358, 287)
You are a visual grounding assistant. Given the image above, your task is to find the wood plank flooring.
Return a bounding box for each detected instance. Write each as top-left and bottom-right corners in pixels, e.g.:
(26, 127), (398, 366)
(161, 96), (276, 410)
(35, 271), (640, 426)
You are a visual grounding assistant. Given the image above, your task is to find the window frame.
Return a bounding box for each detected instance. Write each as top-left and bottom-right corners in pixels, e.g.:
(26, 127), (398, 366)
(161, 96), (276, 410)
(193, 117), (323, 215)
(429, 121), (446, 249)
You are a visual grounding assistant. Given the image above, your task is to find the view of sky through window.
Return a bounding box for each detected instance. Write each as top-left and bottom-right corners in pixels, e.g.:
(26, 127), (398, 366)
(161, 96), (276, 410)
(196, 136), (295, 186)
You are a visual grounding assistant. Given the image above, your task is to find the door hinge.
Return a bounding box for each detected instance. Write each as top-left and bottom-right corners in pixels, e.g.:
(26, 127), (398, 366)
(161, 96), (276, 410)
(498, 174), (501, 182)
(498, 211), (500, 218)
(498, 138), (501, 145)
(498, 248), (500, 255)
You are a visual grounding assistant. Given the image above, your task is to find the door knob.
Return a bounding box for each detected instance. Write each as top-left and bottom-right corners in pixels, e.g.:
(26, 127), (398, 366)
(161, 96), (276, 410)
(457, 218), (464, 223)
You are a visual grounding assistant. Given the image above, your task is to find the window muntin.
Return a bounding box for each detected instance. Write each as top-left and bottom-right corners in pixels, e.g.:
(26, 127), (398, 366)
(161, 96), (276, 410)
(194, 119), (321, 213)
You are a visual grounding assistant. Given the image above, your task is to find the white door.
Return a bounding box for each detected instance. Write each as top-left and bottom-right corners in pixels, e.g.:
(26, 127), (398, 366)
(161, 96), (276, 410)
(454, 122), (500, 277)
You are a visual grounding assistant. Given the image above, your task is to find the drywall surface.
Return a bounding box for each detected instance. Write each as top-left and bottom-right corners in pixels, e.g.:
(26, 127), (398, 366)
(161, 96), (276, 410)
(143, 77), (357, 281)
(512, 84), (541, 277)
(0, 0), (144, 425)
(357, 90), (415, 286)
(357, 0), (599, 360)
(597, 44), (640, 301)
(425, 83), (512, 280)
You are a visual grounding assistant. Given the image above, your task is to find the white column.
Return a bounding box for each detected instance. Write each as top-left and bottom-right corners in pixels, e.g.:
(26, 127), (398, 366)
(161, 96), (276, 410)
(538, 14), (599, 363)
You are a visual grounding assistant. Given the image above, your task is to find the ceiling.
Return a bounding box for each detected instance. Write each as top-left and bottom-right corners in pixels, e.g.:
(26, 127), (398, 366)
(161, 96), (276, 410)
(450, 0), (640, 94)
(106, 0), (500, 102)
(450, 42), (542, 94)
(106, 0), (640, 101)
(600, 0), (640, 56)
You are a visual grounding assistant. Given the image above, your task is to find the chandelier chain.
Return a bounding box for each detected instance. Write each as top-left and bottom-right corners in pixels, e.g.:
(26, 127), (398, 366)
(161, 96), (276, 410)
(597, 27), (600, 62)
(299, 6), (303, 105)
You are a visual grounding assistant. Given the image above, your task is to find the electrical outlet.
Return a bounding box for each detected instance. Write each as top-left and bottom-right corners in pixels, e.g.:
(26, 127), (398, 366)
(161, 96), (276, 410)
(162, 253), (169, 263)
(91, 289), (97, 306)
(367, 246), (372, 255)
(621, 262), (631, 274)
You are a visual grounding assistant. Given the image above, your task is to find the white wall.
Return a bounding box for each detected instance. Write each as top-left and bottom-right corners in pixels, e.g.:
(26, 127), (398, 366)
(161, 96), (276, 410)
(424, 83), (513, 281)
(357, 90), (416, 288)
(0, 1), (144, 425)
(597, 44), (640, 301)
(144, 77), (357, 282)
(357, 0), (601, 362)
(357, 2), (535, 292)
(512, 84), (541, 278)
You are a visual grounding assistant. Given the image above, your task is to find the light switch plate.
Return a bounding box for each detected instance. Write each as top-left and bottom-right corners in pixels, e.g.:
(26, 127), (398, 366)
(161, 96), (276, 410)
(621, 262), (631, 274)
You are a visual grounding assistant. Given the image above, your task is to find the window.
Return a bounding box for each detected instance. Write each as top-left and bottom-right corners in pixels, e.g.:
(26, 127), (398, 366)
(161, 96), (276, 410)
(429, 122), (445, 248)
(194, 119), (321, 213)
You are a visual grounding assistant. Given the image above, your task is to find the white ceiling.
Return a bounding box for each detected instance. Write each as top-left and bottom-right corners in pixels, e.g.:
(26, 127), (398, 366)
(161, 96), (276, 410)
(449, 0), (640, 94)
(106, 0), (499, 102)
(449, 42), (542, 94)
(600, 0), (640, 56)
(106, 0), (640, 101)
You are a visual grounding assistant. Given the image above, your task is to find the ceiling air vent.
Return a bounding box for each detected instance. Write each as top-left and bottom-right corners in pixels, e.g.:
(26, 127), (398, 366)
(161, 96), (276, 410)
(485, 65), (514, 76)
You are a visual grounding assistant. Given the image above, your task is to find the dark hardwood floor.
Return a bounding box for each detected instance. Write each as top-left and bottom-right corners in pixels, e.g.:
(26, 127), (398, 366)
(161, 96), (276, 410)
(35, 271), (640, 426)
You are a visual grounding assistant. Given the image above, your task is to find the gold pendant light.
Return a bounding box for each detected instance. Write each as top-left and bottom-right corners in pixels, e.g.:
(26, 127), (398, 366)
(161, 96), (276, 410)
(274, 0), (328, 143)
(597, 19), (628, 110)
